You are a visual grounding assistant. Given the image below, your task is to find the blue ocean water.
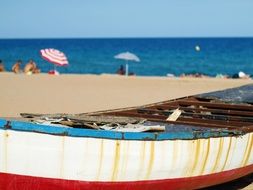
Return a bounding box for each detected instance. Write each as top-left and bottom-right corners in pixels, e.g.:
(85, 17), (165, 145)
(0, 38), (253, 77)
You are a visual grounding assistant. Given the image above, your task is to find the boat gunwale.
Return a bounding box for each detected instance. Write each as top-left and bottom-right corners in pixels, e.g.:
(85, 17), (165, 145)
(0, 118), (244, 141)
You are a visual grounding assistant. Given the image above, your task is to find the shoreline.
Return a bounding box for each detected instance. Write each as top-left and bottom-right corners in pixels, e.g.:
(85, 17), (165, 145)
(1, 71), (252, 78)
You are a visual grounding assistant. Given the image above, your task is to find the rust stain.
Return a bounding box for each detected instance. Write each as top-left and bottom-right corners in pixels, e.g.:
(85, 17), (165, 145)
(241, 134), (250, 167)
(59, 136), (65, 178)
(242, 134), (253, 167)
(225, 137), (237, 169)
(145, 141), (155, 179)
(121, 141), (130, 179)
(200, 138), (210, 175)
(221, 137), (232, 171)
(111, 140), (120, 181)
(96, 139), (104, 180)
(212, 137), (224, 173)
(191, 139), (201, 175)
(245, 134), (253, 166)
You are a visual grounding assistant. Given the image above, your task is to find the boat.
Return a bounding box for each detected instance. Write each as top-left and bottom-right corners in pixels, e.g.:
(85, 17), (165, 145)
(1, 84), (253, 190)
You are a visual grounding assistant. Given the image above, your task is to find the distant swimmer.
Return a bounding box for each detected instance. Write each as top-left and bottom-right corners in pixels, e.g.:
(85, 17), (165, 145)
(195, 45), (201, 52)
(12, 60), (22, 73)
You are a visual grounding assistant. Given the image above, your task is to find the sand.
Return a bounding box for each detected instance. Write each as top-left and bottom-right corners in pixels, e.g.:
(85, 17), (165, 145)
(0, 72), (253, 189)
(0, 72), (252, 117)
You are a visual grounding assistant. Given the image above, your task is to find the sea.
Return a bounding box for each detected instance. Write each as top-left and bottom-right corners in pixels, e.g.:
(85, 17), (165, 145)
(0, 38), (253, 77)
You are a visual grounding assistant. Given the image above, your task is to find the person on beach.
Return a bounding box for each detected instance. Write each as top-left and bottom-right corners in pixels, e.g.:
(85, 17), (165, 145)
(0, 60), (5, 72)
(12, 60), (22, 73)
(24, 59), (40, 74)
(180, 72), (210, 78)
(232, 71), (250, 79)
(116, 65), (125, 75)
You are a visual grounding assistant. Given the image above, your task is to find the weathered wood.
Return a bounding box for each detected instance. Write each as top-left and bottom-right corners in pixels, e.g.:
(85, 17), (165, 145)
(20, 90), (253, 134)
(21, 113), (145, 125)
(176, 100), (253, 111)
(137, 108), (253, 123)
(106, 109), (253, 127)
(102, 111), (238, 129)
(21, 113), (71, 118)
(149, 105), (253, 117)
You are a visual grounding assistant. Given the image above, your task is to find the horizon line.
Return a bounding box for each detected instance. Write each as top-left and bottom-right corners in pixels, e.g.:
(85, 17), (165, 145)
(0, 36), (253, 40)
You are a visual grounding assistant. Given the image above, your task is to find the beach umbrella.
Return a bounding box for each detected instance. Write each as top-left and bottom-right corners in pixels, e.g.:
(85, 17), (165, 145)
(114, 52), (140, 76)
(40, 48), (68, 74)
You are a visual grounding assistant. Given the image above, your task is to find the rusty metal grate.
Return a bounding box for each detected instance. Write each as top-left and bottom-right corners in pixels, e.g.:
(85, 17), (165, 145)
(99, 96), (253, 133)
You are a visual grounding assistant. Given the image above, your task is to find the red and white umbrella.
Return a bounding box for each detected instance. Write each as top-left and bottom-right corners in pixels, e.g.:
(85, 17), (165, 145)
(40, 48), (68, 74)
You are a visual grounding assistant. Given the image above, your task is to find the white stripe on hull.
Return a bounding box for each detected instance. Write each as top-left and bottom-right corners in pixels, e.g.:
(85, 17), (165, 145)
(0, 130), (253, 181)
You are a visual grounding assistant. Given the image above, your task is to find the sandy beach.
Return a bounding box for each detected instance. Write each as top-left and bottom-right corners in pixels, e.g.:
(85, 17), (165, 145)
(0, 72), (253, 189)
(1, 72), (252, 117)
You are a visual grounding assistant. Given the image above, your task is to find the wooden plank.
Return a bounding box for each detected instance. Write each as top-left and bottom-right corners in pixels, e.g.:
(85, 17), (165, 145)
(104, 111), (251, 128)
(111, 109), (253, 127)
(137, 108), (253, 123)
(21, 113), (145, 124)
(149, 105), (253, 117)
(176, 100), (253, 111)
(148, 119), (248, 132)
(103, 112), (242, 130)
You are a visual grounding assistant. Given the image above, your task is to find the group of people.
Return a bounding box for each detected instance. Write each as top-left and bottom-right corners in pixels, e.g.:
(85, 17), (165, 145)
(12, 59), (40, 74)
(0, 59), (40, 74)
(178, 71), (251, 79)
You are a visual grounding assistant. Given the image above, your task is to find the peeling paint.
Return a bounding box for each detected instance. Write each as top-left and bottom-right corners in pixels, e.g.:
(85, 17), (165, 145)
(1, 129), (253, 184)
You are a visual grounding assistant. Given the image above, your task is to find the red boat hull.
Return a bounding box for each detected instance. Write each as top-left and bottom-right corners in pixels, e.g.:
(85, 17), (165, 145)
(1, 164), (253, 190)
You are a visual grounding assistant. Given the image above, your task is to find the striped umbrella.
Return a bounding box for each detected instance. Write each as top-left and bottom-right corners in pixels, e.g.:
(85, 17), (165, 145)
(40, 48), (68, 74)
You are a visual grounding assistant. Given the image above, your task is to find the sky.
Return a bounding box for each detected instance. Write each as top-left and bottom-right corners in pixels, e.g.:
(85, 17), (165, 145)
(1, 0), (253, 38)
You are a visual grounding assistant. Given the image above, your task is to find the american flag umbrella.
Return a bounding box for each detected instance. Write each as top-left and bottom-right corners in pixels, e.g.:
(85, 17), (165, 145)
(40, 48), (68, 74)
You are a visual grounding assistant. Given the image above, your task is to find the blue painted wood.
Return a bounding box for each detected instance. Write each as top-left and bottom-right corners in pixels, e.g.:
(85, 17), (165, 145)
(0, 118), (239, 141)
(0, 119), (6, 127)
